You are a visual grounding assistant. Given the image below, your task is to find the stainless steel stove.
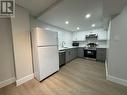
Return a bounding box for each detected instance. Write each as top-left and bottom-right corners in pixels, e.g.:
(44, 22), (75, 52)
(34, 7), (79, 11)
(84, 43), (97, 59)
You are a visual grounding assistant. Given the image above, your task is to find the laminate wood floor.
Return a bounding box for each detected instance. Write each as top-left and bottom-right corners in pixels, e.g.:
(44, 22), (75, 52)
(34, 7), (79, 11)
(0, 58), (127, 95)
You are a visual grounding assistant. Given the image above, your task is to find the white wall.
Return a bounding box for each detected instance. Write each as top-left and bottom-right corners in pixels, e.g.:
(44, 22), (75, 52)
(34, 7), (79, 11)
(73, 28), (107, 47)
(11, 5), (33, 85)
(58, 30), (72, 48)
(30, 17), (73, 48)
(0, 18), (15, 88)
(107, 5), (127, 86)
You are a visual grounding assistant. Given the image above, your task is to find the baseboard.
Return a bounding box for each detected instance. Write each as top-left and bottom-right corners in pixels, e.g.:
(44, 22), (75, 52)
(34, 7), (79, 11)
(105, 61), (127, 87)
(16, 74), (34, 86)
(105, 60), (108, 78)
(107, 75), (127, 87)
(0, 77), (15, 88)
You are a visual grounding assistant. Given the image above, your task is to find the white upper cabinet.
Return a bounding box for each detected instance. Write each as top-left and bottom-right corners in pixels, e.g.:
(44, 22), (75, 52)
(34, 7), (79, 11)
(73, 32), (86, 41)
(97, 30), (107, 40)
(96, 29), (107, 40)
(72, 28), (107, 41)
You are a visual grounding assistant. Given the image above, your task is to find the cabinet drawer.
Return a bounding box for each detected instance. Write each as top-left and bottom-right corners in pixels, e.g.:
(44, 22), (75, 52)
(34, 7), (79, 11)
(97, 48), (106, 53)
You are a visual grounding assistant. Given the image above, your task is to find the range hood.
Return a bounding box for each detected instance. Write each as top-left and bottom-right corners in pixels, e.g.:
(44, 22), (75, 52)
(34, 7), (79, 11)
(86, 34), (98, 39)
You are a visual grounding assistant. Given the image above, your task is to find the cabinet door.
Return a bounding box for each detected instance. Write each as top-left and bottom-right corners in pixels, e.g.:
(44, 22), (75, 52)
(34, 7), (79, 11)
(71, 48), (74, 60)
(97, 30), (107, 40)
(65, 49), (70, 63)
(78, 48), (84, 58)
(73, 48), (78, 58)
(96, 48), (106, 62)
(69, 49), (74, 61)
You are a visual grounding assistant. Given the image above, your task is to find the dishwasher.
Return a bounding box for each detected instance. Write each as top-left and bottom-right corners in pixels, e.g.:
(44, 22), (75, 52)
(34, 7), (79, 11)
(59, 50), (66, 67)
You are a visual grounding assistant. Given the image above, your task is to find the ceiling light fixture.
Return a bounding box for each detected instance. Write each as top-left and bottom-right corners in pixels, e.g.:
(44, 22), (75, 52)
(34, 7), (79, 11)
(45, 28), (49, 30)
(65, 21), (69, 24)
(85, 14), (91, 18)
(92, 24), (95, 27)
(77, 27), (80, 30)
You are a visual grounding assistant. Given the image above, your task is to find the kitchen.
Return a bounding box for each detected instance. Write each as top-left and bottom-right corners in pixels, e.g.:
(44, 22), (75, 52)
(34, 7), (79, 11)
(30, 21), (107, 83)
(0, 0), (127, 95)
(31, 21), (108, 81)
(59, 28), (107, 67)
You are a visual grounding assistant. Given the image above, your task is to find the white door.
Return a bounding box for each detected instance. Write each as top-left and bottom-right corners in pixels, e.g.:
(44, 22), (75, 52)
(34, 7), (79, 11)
(37, 46), (59, 81)
(36, 28), (58, 46)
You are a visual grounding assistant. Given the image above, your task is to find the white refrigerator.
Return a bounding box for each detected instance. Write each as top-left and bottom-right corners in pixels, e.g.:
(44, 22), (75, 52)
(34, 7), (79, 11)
(32, 27), (59, 81)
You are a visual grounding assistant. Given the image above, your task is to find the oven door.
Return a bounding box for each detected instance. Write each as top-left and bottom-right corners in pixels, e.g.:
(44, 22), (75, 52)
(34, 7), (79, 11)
(84, 50), (96, 58)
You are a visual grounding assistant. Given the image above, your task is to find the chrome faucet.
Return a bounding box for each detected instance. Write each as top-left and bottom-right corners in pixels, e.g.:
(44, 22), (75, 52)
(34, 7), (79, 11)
(62, 41), (65, 48)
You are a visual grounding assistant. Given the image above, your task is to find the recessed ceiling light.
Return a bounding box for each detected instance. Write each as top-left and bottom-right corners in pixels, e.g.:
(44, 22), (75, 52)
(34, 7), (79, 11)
(45, 28), (49, 30)
(85, 14), (91, 18)
(77, 27), (80, 30)
(92, 24), (95, 27)
(65, 21), (69, 24)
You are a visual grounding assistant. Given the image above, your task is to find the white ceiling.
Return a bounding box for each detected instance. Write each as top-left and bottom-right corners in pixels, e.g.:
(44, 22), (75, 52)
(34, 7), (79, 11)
(16, 0), (57, 16)
(16, 0), (127, 32)
(39, 0), (103, 32)
(103, 0), (127, 17)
